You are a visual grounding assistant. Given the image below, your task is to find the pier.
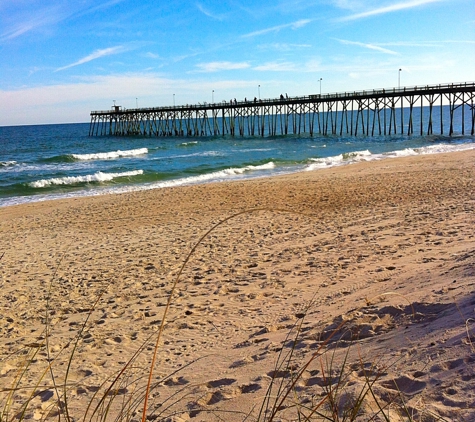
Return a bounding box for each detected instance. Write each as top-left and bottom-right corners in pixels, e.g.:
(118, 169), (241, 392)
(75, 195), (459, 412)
(89, 82), (475, 137)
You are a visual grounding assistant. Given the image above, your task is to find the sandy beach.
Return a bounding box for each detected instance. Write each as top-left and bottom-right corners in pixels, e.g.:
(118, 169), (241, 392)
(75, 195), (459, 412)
(1, 150), (474, 421)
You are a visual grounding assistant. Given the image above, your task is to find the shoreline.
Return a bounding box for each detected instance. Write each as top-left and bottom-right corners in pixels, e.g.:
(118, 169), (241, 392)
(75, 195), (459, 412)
(1, 150), (474, 420)
(1, 142), (474, 210)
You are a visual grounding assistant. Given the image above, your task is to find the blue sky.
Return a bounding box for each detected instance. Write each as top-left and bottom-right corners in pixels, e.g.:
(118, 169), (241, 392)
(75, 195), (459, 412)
(0, 0), (474, 126)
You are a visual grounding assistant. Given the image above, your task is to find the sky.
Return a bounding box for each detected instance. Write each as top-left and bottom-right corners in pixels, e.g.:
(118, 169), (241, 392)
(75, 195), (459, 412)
(0, 0), (474, 126)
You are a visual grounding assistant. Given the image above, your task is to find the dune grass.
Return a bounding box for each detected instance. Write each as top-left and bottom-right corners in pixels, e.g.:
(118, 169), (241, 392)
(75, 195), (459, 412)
(0, 209), (466, 421)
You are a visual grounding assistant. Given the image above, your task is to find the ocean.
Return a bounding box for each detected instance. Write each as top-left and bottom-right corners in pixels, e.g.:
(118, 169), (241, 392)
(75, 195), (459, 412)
(1, 110), (474, 208)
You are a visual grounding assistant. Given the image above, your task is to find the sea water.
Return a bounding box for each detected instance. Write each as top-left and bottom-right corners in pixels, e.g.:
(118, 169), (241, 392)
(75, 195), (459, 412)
(1, 112), (474, 208)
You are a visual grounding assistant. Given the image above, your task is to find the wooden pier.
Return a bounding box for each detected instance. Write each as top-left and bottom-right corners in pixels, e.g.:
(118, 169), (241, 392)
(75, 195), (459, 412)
(89, 82), (475, 137)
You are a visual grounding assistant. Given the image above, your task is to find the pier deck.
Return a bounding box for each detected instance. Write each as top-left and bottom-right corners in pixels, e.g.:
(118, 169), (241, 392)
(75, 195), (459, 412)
(89, 82), (475, 137)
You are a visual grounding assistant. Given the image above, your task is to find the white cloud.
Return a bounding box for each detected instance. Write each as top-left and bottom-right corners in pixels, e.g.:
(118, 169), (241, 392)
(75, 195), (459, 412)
(0, 1), (126, 43)
(338, 0), (446, 21)
(377, 41), (441, 47)
(254, 61), (297, 72)
(0, 73), (171, 125)
(441, 40), (475, 45)
(254, 59), (322, 73)
(76, 0), (127, 17)
(242, 19), (312, 38)
(196, 3), (227, 20)
(55, 46), (128, 71)
(348, 72), (360, 79)
(2, 23), (35, 41)
(194, 61), (251, 72)
(144, 52), (161, 59)
(1, 6), (67, 42)
(336, 39), (400, 55)
(0, 73), (260, 125)
(257, 43), (312, 51)
(331, 0), (368, 11)
(302, 59), (322, 72)
(362, 40), (475, 48)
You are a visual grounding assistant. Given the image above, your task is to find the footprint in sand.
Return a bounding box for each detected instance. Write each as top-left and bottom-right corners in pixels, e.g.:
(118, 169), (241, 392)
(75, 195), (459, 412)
(206, 378), (236, 388)
(164, 376), (189, 386)
(198, 391), (230, 406)
(239, 383), (261, 393)
(380, 375), (426, 395)
(191, 378), (262, 411)
(302, 375), (340, 388)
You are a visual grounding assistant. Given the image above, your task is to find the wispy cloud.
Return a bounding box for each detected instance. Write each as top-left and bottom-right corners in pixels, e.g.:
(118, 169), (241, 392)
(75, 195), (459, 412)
(338, 0), (446, 21)
(2, 22), (37, 41)
(331, 0), (367, 12)
(368, 40), (475, 47)
(254, 59), (321, 72)
(377, 41), (441, 47)
(254, 61), (297, 72)
(336, 38), (400, 55)
(76, 0), (127, 16)
(1, 0), (127, 43)
(144, 52), (161, 59)
(194, 61), (251, 73)
(257, 43), (312, 51)
(196, 3), (227, 20)
(242, 19), (312, 38)
(55, 46), (127, 72)
(1, 6), (67, 42)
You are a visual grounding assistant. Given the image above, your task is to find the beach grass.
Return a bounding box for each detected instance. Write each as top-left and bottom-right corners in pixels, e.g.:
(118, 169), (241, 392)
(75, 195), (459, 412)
(1, 208), (468, 422)
(2, 150), (475, 421)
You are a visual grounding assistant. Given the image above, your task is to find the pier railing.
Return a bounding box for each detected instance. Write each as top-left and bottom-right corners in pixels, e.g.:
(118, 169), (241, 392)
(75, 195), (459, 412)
(89, 82), (475, 137)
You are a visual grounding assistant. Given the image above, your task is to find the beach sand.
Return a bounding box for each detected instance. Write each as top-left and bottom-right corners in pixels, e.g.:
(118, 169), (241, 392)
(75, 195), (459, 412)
(1, 150), (474, 421)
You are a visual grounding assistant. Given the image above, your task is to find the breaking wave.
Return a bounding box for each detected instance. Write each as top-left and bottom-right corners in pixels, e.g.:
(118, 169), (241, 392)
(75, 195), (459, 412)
(29, 170), (144, 188)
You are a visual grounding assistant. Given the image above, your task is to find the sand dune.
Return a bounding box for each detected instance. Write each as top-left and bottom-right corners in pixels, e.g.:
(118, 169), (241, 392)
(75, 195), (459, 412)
(1, 150), (474, 421)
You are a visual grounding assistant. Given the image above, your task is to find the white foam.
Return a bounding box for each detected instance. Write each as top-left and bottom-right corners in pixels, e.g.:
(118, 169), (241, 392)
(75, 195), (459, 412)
(380, 143), (475, 158)
(4, 162), (95, 173)
(180, 141), (198, 146)
(306, 150), (372, 170)
(172, 161), (275, 183)
(0, 161), (17, 167)
(3, 141), (474, 209)
(29, 170), (143, 188)
(153, 150), (224, 160)
(306, 143), (475, 172)
(233, 148), (275, 153)
(112, 162), (276, 193)
(382, 148), (419, 157)
(72, 148), (148, 161)
(221, 161), (275, 175)
(417, 143), (475, 154)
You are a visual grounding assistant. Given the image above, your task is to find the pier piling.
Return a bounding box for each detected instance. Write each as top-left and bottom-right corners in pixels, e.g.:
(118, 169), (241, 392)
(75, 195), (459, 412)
(89, 82), (475, 138)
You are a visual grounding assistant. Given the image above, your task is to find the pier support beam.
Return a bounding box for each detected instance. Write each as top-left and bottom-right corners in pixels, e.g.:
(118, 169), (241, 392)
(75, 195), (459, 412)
(89, 83), (475, 138)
